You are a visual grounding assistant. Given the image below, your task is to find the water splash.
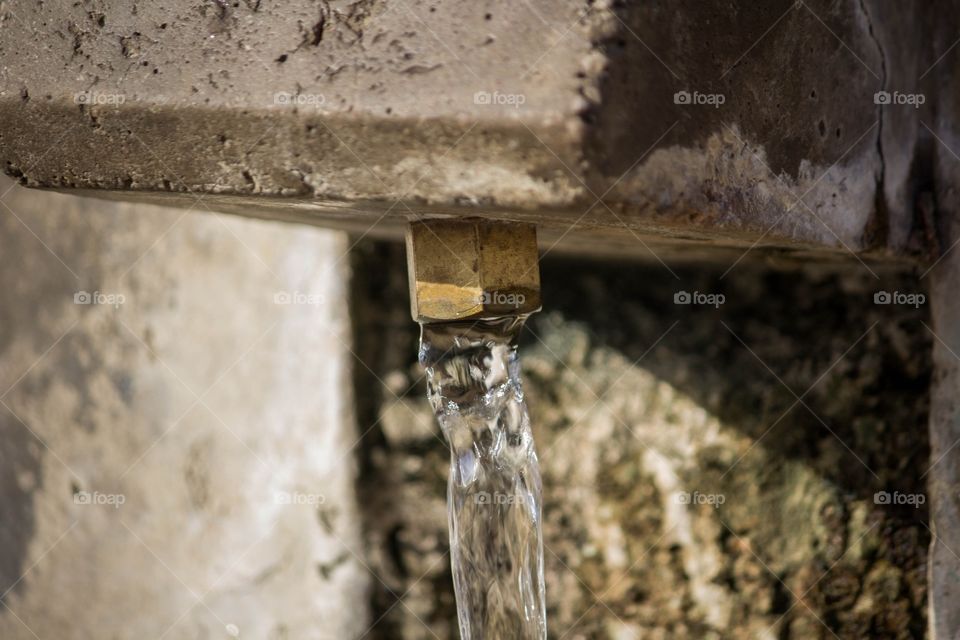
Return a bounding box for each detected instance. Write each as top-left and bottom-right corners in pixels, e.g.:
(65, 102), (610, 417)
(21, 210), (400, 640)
(419, 317), (547, 640)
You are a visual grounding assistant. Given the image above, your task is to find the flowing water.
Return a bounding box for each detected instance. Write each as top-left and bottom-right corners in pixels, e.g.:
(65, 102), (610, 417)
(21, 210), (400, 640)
(419, 316), (547, 640)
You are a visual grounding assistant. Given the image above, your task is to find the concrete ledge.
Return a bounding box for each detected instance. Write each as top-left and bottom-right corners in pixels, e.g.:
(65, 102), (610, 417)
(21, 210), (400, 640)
(0, 0), (937, 260)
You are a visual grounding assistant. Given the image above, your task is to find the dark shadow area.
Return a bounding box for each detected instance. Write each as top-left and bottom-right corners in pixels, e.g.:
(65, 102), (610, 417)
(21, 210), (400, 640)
(583, 0), (887, 181)
(349, 241), (458, 638)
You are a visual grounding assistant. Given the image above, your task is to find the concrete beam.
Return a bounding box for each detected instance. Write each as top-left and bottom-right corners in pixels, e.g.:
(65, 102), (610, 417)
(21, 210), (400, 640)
(0, 0), (934, 259)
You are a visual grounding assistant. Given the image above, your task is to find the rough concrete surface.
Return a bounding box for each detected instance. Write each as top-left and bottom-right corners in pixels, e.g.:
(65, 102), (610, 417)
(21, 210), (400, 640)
(0, 176), (369, 639)
(0, 0), (945, 258)
(928, 212), (960, 640)
(350, 241), (931, 639)
(927, 18), (960, 632)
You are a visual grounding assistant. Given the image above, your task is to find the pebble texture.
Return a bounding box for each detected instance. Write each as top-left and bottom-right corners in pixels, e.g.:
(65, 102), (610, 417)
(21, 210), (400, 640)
(350, 241), (931, 639)
(0, 177), (369, 639)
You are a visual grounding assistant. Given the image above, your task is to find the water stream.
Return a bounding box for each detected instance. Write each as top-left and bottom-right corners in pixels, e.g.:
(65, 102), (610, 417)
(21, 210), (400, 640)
(419, 316), (547, 640)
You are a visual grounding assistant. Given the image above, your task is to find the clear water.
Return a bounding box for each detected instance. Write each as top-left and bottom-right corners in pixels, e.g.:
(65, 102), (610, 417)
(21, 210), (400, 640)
(419, 317), (547, 640)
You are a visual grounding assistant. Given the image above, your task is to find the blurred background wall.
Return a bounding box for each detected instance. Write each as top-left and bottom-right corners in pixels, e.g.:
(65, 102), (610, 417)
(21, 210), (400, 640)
(351, 248), (931, 639)
(0, 176), (369, 639)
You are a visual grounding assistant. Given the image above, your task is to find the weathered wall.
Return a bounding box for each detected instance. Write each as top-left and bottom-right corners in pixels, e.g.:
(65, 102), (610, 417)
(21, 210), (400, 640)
(0, 0), (942, 259)
(0, 177), (369, 639)
(925, 3), (960, 631)
(351, 241), (931, 639)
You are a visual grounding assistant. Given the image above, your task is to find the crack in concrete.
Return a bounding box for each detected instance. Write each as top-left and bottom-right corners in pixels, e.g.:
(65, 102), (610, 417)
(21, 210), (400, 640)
(858, 0), (889, 244)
